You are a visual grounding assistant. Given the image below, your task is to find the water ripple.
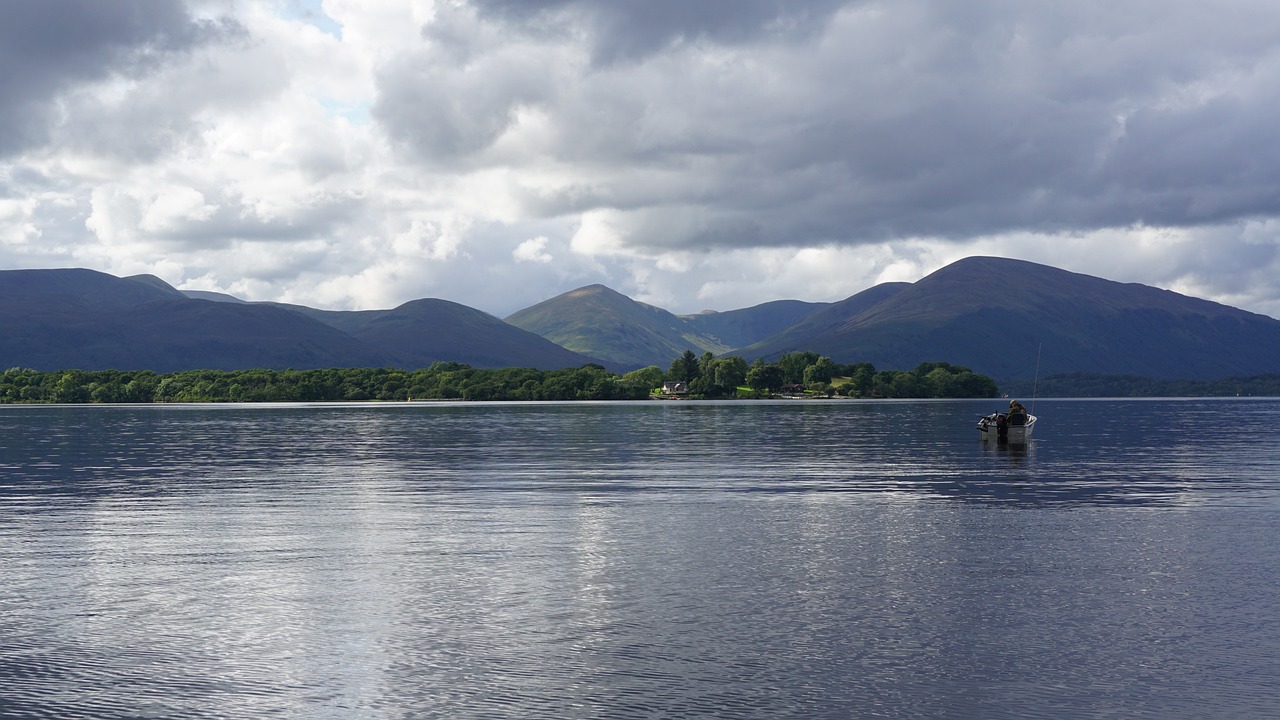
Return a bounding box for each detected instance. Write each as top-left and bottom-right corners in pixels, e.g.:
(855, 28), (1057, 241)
(3, 400), (1280, 718)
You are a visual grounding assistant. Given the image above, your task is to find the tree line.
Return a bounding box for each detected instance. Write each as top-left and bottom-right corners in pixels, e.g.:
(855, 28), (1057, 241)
(0, 352), (998, 404)
(662, 350), (997, 399)
(0, 364), (648, 403)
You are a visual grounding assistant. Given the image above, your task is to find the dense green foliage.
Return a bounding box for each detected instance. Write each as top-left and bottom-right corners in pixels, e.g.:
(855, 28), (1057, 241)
(0, 352), (1000, 404)
(0, 364), (649, 403)
(999, 372), (1280, 398)
(670, 351), (998, 399)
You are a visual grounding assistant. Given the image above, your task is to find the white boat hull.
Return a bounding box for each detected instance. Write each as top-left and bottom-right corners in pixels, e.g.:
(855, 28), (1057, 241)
(978, 414), (1036, 443)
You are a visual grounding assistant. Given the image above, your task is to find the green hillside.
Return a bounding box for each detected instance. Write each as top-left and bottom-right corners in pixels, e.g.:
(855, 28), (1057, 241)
(505, 284), (732, 370)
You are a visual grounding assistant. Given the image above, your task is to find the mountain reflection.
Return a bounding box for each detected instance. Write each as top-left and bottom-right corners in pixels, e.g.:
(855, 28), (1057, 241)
(0, 399), (1274, 511)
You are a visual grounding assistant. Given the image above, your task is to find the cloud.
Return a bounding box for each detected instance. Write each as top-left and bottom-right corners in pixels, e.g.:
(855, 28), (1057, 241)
(371, 2), (568, 164)
(370, 1), (1280, 252)
(2, 0), (1280, 323)
(468, 0), (848, 64)
(514, 235), (553, 263)
(0, 0), (242, 157)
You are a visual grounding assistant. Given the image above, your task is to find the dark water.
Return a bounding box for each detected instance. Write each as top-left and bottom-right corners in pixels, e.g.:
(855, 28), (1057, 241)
(2, 398), (1279, 719)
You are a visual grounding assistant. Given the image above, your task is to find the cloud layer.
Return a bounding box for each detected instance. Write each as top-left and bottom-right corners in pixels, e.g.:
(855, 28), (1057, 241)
(3, 0), (1279, 318)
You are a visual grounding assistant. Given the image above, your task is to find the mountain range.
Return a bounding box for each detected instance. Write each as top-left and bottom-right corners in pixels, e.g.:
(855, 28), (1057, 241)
(0, 269), (597, 373)
(3, 257), (1280, 383)
(503, 284), (828, 371)
(739, 257), (1280, 381)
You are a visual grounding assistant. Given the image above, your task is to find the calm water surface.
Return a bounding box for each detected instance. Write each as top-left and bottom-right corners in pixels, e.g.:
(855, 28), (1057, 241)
(2, 398), (1279, 718)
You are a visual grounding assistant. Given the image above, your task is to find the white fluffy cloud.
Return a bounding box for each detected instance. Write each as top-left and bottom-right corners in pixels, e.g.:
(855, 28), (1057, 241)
(513, 236), (553, 264)
(2, 0), (1279, 319)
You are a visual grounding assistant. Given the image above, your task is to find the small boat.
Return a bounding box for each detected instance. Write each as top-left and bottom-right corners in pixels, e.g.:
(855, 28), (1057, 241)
(977, 411), (1037, 443)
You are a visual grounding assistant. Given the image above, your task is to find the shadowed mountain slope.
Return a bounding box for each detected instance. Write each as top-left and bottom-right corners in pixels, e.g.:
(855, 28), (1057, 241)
(1, 269), (600, 372)
(0, 269), (387, 372)
(681, 299), (831, 349)
(735, 282), (909, 357)
(290, 299), (606, 370)
(742, 257), (1280, 381)
(0, 268), (181, 309)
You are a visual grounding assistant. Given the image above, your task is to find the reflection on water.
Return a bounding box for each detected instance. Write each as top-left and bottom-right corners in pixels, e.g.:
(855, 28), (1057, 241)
(2, 399), (1280, 718)
(3, 399), (1277, 508)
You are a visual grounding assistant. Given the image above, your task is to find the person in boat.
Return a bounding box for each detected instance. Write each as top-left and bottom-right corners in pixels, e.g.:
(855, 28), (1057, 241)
(1006, 399), (1028, 426)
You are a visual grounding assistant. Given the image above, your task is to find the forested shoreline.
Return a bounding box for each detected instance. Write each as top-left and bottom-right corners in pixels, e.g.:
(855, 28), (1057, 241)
(0, 351), (997, 403)
(9, 356), (1273, 403)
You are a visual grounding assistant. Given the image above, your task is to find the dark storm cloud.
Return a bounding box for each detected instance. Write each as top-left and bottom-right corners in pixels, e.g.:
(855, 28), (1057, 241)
(449, 0), (1280, 251)
(686, 0), (1280, 247)
(0, 0), (241, 157)
(468, 0), (849, 63)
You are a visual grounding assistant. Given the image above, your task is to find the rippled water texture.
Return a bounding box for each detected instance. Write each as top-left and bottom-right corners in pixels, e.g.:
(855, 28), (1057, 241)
(2, 399), (1279, 718)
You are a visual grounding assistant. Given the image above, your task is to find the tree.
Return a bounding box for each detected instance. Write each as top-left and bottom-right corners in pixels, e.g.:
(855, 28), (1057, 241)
(778, 351), (820, 384)
(871, 370), (899, 398)
(669, 349), (700, 383)
(802, 356), (836, 385)
(623, 366), (665, 394)
(924, 367), (956, 397)
(888, 372), (926, 398)
(684, 356), (745, 398)
(52, 372), (91, 404)
(745, 361), (785, 392)
(713, 356), (748, 393)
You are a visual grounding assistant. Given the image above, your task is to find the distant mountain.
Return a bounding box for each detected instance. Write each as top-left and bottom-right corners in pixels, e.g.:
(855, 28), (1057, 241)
(505, 284), (733, 369)
(124, 273), (190, 298)
(114, 300), (391, 371)
(182, 289), (247, 303)
(0, 269), (386, 372)
(681, 299), (831, 349)
(741, 257), (1280, 381)
(289, 299), (606, 370)
(0, 268), (180, 310)
(0, 269), (600, 372)
(735, 282), (909, 354)
(9, 259), (1280, 382)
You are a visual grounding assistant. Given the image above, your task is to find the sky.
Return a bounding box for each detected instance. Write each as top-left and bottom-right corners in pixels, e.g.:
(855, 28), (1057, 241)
(3, 0), (1280, 319)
